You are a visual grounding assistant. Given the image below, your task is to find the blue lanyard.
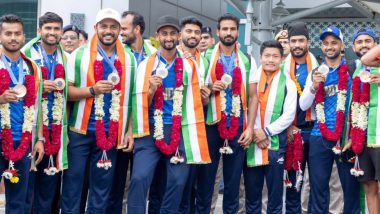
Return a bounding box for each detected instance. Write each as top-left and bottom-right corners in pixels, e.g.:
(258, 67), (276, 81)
(40, 44), (57, 80)
(97, 44), (117, 73)
(135, 46), (145, 66)
(1, 54), (24, 85)
(155, 50), (176, 72)
(220, 51), (236, 75)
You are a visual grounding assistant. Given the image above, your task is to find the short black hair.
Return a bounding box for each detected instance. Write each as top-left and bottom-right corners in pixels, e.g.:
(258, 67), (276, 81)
(38, 12), (63, 28)
(260, 40), (284, 57)
(79, 29), (88, 40)
(217, 13), (239, 30)
(180, 16), (202, 30)
(0, 14), (24, 32)
(121, 11), (145, 35)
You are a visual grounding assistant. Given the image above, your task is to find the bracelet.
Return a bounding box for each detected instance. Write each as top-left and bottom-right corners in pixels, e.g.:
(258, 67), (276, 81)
(89, 87), (95, 96)
(37, 136), (45, 143)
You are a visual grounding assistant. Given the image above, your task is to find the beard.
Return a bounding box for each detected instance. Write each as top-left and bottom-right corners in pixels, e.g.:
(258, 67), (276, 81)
(182, 37), (199, 49)
(161, 41), (176, 51)
(290, 47), (308, 58)
(219, 35), (237, 46)
(41, 35), (59, 46)
(2, 42), (23, 53)
(98, 33), (117, 46)
(123, 34), (136, 46)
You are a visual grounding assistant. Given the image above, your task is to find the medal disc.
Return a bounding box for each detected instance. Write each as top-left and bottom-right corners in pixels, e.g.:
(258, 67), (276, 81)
(318, 64), (329, 77)
(13, 84), (27, 98)
(108, 73), (120, 85)
(359, 70), (371, 83)
(54, 78), (65, 90)
(156, 67), (168, 79)
(221, 74), (232, 86)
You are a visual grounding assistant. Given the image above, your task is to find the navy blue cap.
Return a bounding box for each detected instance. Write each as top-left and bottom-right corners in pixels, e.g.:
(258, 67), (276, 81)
(353, 27), (378, 43)
(320, 26), (343, 41)
(63, 24), (80, 34)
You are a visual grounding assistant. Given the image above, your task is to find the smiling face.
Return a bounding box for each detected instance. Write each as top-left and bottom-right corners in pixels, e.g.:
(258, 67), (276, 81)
(60, 30), (79, 53)
(322, 35), (343, 60)
(352, 34), (376, 58)
(0, 22), (25, 53)
(260, 47), (282, 73)
(217, 19), (238, 47)
(180, 23), (201, 49)
(95, 18), (121, 46)
(38, 22), (62, 46)
(289, 35), (309, 58)
(120, 14), (137, 45)
(156, 26), (179, 51)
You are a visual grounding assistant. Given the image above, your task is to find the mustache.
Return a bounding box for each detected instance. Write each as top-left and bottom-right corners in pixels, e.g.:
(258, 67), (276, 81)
(224, 36), (234, 40)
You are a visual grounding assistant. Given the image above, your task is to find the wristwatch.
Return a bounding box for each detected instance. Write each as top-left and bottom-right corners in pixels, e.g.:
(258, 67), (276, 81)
(89, 87), (95, 96)
(37, 136), (45, 143)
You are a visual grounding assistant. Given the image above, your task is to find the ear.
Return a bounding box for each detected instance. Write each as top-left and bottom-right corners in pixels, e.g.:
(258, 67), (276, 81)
(216, 29), (220, 37)
(134, 25), (140, 34)
(155, 32), (159, 40)
(37, 28), (41, 35)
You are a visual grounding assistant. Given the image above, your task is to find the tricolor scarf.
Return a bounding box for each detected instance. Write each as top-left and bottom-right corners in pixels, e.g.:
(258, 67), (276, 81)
(132, 51), (211, 164)
(246, 65), (287, 167)
(0, 52), (42, 169)
(283, 52), (319, 122)
(124, 40), (157, 58)
(22, 36), (69, 170)
(177, 46), (209, 85)
(351, 63), (380, 148)
(204, 43), (251, 127)
(69, 35), (136, 149)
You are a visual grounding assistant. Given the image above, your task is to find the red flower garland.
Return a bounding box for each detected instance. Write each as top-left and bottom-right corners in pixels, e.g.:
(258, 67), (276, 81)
(154, 58), (183, 155)
(215, 62), (242, 141)
(41, 64), (65, 156)
(284, 130), (304, 188)
(315, 64), (348, 142)
(350, 77), (369, 155)
(94, 59), (122, 151)
(0, 68), (35, 162)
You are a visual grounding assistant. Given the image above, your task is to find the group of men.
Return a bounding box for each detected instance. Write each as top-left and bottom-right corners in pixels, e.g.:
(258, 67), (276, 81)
(0, 6), (379, 214)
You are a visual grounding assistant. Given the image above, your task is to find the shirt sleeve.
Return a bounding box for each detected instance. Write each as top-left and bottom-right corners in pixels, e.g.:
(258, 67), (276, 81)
(299, 71), (316, 111)
(249, 56), (259, 84)
(265, 79), (297, 136)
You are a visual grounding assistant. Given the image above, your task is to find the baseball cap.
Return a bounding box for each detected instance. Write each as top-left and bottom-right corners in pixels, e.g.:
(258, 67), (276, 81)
(275, 30), (288, 40)
(201, 27), (212, 36)
(63, 24), (80, 35)
(353, 27), (378, 43)
(156, 15), (180, 32)
(95, 8), (121, 25)
(320, 26), (343, 41)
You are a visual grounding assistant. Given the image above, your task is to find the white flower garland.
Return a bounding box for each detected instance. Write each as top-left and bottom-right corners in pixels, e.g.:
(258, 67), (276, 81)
(94, 94), (105, 120)
(0, 104), (11, 128)
(154, 86), (184, 141)
(52, 92), (64, 124)
(42, 99), (49, 126)
(94, 90), (121, 123)
(315, 90), (347, 124)
(22, 106), (34, 133)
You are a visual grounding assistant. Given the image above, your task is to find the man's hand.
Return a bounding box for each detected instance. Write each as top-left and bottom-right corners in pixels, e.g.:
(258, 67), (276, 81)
(148, 75), (163, 95)
(122, 131), (134, 152)
(238, 128), (253, 149)
(201, 86), (211, 99)
(370, 73), (380, 86)
(256, 139), (269, 149)
(93, 80), (113, 95)
(33, 140), (44, 165)
(287, 125), (300, 143)
(0, 89), (18, 104)
(342, 139), (352, 152)
(312, 71), (326, 91)
(43, 80), (58, 93)
(212, 80), (227, 92)
(253, 128), (267, 143)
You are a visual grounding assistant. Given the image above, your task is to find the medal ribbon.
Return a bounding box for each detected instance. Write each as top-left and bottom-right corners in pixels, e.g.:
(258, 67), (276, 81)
(1, 54), (24, 85)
